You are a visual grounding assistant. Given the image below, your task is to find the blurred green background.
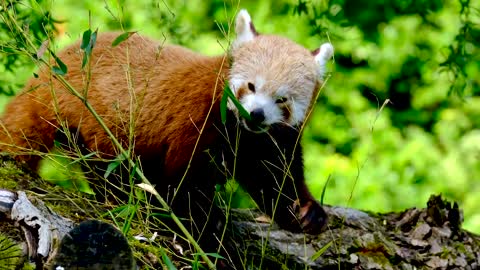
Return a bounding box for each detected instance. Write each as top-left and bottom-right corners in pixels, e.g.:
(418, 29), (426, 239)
(1, 0), (479, 232)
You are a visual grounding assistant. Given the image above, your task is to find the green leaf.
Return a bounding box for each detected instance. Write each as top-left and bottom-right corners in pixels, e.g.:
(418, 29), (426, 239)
(221, 83), (251, 124)
(147, 212), (171, 219)
(81, 29), (98, 69)
(310, 240), (333, 261)
(51, 52), (67, 75)
(205, 253), (226, 259)
(112, 31), (136, 47)
(86, 29), (98, 56)
(52, 66), (66, 76)
(104, 154), (126, 178)
(122, 202), (138, 234)
(90, 29), (98, 49)
(192, 252), (225, 259)
(159, 247), (177, 270)
(80, 29), (92, 50)
(192, 255), (200, 270)
(104, 160), (121, 179)
(76, 179), (95, 195)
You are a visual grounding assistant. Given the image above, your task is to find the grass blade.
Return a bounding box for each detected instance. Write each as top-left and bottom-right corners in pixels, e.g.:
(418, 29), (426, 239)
(159, 247), (177, 270)
(320, 174), (331, 205)
(310, 240), (333, 261)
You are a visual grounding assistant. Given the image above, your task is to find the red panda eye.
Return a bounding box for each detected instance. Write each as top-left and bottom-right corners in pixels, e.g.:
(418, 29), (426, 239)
(276, 97), (288, 104)
(247, 82), (255, 92)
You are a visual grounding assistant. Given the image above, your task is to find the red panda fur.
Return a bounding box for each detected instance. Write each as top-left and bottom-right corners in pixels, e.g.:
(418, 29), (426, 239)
(1, 17), (332, 242)
(1, 33), (228, 179)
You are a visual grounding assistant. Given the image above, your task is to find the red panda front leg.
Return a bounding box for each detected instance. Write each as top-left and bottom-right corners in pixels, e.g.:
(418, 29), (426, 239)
(271, 144), (328, 234)
(233, 128), (328, 234)
(287, 154), (328, 234)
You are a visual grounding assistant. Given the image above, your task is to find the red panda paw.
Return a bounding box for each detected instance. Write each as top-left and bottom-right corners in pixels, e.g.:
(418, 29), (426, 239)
(293, 199), (328, 234)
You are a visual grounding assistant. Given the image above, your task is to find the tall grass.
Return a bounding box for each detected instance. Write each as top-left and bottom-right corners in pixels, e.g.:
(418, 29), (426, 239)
(0, 1), (221, 268)
(0, 1), (339, 269)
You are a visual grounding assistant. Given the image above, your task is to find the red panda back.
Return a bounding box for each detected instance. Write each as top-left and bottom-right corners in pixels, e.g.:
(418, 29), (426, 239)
(0, 32), (229, 178)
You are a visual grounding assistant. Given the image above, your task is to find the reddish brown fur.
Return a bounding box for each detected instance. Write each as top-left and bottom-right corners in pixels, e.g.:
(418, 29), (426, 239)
(0, 33), (228, 179)
(1, 31), (329, 253)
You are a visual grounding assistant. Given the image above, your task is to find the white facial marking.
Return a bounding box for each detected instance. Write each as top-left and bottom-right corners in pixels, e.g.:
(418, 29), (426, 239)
(255, 76), (266, 91)
(234, 10), (255, 48)
(241, 94), (282, 125)
(229, 76), (243, 93)
(227, 12), (334, 131)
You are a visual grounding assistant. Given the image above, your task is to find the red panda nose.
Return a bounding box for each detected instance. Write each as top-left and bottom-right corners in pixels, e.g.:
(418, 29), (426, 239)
(250, 108), (265, 124)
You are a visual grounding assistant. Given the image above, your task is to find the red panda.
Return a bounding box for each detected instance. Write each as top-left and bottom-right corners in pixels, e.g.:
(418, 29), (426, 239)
(0, 9), (333, 240)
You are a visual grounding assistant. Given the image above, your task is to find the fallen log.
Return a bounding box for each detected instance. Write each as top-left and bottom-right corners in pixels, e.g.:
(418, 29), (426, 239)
(0, 155), (478, 269)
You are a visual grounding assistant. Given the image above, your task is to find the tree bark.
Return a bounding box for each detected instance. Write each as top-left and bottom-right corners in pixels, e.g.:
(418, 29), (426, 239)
(230, 197), (479, 269)
(0, 155), (478, 269)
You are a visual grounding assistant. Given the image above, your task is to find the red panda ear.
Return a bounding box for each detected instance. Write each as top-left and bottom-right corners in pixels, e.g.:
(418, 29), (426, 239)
(313, 43), (334, 79)
(233, 10), (258, 48)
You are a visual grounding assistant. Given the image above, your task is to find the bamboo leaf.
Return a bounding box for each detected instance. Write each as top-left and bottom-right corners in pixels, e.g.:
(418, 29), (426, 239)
(85, 29), (98, 55)
(52, 66), (66, 76)
(104, 154), (125, 178)
(112, 31), (136, 47)
(81, 29), (98, 69)
(90, 29), (98, 49)
(51, 53), (67, 75)
(80, 29), (92, 50)
(204, 253), (226, 259)
(221, 83), (251, 124)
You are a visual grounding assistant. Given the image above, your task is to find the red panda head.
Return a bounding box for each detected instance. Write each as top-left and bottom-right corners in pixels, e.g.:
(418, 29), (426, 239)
(228, 9), (334, 132)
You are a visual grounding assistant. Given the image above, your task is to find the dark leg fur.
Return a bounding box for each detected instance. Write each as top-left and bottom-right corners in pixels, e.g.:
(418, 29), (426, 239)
(221, 113), (328, 234)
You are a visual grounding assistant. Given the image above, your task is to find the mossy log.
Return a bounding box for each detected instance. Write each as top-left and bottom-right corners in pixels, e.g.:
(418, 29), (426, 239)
(230, 198), (479, 269)
(0, 155), (479, 269)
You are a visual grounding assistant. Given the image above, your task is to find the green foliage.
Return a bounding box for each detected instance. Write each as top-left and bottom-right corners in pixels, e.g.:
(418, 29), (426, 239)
(300, 0), (480, 233)
(159, 247), (177, 270)
(38, 152), (94, 194)
(1, 0), (479, 238)
(80, 28), (97, 68)
(0, 0), (57, 96)
(0, 233), (23, 269)
(111, 31), (136, 47)
(51, 50), (67, 75)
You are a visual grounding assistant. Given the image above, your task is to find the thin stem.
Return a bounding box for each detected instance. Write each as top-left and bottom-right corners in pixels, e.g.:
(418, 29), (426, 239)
(1, 5), (215, 267)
